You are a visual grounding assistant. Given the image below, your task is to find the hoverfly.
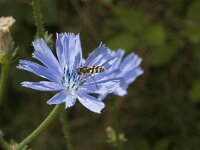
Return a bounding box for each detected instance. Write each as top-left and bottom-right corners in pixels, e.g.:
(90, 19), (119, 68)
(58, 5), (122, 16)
(77, 66), (105, 89)
(77, 66), (105, 75)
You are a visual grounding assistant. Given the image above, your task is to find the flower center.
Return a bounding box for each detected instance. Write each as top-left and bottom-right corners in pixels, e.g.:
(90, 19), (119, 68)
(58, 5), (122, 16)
(61, 67), (84, 93)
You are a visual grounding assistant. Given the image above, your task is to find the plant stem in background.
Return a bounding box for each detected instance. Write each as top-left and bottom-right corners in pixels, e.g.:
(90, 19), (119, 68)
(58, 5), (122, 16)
(14, 104), (64, 150)
(32, 0), (44, 39)
(59, 112), (73, 150)
(111, 99), (122, 150)
(69, 0), (99, 43)
(0, 136), (9, 150)
(0, 64), (9, 105)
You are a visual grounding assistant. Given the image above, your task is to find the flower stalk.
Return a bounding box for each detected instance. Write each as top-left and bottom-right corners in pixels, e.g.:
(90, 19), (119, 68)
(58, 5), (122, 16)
(112, 100), (122, 150)
(32, 0), (44, 39)
(0, 64), (9, 105)
(0, 16), (16, 105)
(110, 99), (126, 150)
(59, 112), (73, 150)
(14, 104), (64, 150)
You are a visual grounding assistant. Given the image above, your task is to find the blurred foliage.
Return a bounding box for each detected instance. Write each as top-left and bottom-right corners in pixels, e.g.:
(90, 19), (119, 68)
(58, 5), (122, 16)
(1, 0), (200, 150)
(106, 126), (127, 148)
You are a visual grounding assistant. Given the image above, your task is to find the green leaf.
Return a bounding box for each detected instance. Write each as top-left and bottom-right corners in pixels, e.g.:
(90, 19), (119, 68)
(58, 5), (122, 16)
(189, 79), (200, 102)
(143, 23), (166, 46)
(107, 33), (137, 51)
(114, 7), (146, 32)
(187, 0), (200, 22)
(149, 45), (178, 66)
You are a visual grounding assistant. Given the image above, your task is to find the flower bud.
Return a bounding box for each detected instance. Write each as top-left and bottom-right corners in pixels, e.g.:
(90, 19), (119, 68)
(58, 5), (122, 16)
(0, 16), (15, 64)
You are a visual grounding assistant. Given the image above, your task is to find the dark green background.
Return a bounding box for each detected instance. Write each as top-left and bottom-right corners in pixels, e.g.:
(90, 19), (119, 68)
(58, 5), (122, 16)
(1, 0), (200, 149)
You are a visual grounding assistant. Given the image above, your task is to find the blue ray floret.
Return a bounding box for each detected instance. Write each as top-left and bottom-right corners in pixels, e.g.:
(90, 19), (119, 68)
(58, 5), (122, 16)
(17, 33), (126, 113)
(98, 49), (143, 101)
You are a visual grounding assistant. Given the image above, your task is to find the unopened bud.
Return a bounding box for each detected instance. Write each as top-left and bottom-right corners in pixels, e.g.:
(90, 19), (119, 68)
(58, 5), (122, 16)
(0, 16), (15, 53)
(0, 16), (15, 64)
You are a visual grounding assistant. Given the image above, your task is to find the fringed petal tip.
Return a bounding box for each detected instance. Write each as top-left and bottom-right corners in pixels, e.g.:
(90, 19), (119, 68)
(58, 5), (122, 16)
(115, 49), (125, 57)
(17, 59), (26, 69)
(21, 81), (28, 86)
(32, 38), (45, 46)
(56, 32), (80, 38)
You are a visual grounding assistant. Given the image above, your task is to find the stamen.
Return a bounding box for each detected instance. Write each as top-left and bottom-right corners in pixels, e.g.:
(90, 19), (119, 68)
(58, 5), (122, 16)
(62, 66), (84, 92)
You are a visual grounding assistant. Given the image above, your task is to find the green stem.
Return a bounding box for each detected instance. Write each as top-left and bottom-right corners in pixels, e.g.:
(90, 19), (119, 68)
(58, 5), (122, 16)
(111, 100), (122, 150)
(69, 0), (99, 43)
(32, 0), (44, 39)
(0, 136), (9, 150)
(0, 64), (9, 106)
(14, 104), (64, 150)
(59, 112), (73, 150)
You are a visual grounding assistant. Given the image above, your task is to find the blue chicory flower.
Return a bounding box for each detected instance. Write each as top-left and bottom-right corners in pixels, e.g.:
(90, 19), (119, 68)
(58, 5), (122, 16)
(98, 49), (143, 101)
(17, 33), (126, 113)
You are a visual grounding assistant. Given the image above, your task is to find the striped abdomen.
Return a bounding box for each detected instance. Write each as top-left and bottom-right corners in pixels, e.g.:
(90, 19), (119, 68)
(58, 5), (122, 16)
(77, 66), (105, 75)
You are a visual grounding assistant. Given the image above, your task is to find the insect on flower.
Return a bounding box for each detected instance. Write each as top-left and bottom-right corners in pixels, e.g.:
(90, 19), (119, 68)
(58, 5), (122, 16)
(77, 66), (105, 75)
(17, 33), (126, 113)
(76, 66), (105, 89)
